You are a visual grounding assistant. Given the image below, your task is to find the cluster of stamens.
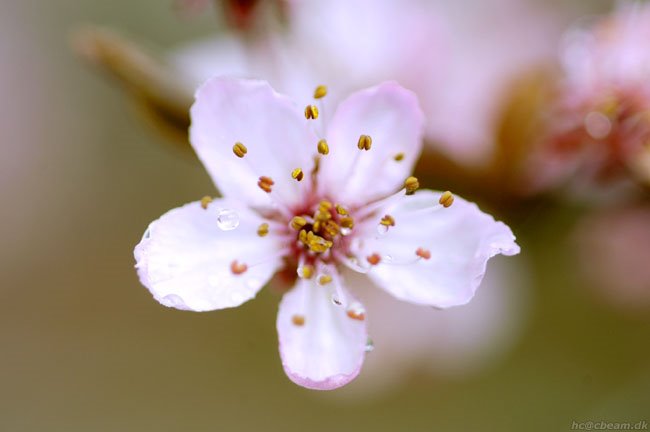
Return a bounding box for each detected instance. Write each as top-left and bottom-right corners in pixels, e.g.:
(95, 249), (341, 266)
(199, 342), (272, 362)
(290, 200), (353, 256)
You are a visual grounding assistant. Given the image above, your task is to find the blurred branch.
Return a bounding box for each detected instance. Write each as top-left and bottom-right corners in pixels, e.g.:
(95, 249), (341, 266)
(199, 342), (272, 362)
(72, 26), (193, 145)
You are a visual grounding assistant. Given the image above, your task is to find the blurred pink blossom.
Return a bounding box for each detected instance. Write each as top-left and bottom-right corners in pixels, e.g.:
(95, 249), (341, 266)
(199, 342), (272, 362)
(172, 0), (563, 165)
(134, 77), (519, 389)
(530, 3), (650, 193)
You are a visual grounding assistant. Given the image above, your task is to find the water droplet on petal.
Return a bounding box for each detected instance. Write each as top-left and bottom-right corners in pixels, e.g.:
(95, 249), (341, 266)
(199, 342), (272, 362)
(216, 209), (240, 231)
(365, 338), (375, 352)
(331, 293), (343, 306)
(142, 228), (151, 240)
(376, 224), (389, 236)
(160, 294), (187, 309)
(246, 278), (261, 289)
(346, 301), (366, 321)
(383, 255), (393, 263)
(230, 291), (246, 304)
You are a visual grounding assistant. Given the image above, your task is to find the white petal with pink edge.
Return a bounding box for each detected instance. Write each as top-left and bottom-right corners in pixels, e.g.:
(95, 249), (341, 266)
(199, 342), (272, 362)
(190, 77), (318, 208)
(351, 190), (520, 308)
(134, 199), (284, 312)
(319, 82), (425, 205)
(277, 276), (368, 390)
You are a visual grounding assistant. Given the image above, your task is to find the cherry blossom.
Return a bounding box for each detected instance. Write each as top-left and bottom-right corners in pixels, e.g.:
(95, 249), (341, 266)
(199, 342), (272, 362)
(134, 77), (519, 389)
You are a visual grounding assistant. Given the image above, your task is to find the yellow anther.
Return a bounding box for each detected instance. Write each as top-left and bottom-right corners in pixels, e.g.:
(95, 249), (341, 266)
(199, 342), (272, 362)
(304, 104), (319, 119)
(230, 260), (248, 275)
(380, 214), (395, 227)
(404, 176), (419, 195)
(340, 217), (354, 229)
(290, 216), (308, 231)
(416, 247), (431, 260)
(298, 229), (308, 244)
(394, 152), (405, 161)
(335, 204), (349, 216)
(317, 139), (330, 155)
(232, 142), (248, 158)
(323, 220), (340, 237)
(257, 223), (269, 237)
(438, 191), (454, 208)
(313, 85), (328, 99)
(299, 265), (315, 279)
(357, 134), (372, 151)
(291, 168), (304, 182)
(346, 309), (366, 321)
(366, 253), (381, 266)
(318, 275), (333, 285)
(292, 314), (306, 326)
(200, 196), (213, 210)
(319, 200), (333, 211)
(257, 176), (274, 193)
(307, 233), (333, 253)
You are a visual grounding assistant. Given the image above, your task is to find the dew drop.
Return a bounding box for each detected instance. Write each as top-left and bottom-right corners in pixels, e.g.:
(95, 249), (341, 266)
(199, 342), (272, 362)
(230, 291), (246, 304)
(331, 293), (343, 306)
(216, 209), (240, 231)
(365, 338), (375, 353)
(376, 224), (389, 236)
(142, 227), (151, 240)
(346, 301), (366, 320)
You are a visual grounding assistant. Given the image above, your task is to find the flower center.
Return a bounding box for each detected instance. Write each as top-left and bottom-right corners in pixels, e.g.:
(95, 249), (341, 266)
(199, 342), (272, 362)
(287, 199), (355, 265)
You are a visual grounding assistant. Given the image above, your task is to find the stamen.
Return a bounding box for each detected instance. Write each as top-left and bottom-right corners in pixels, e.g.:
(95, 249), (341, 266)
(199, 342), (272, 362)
(298, 229), (308, 245)
(290, 216), (308, 231)
(404, 176), (419, 195)
(291, 168), (304, 182)
(297, 264), (314, 279)
(438, 191), (454, 208)
(200, 196), (213, 209)
(257, 223), (269, 237)
(322, 220), (340, 237)
(357, 134), (372, 151)
(313, 85), (327, 99)
(257, 176), (274, 193)
(304, 104), (319, 119)
(318, 274), (333, 285)
(230, 260), (248, 275)
(394, 152), (405, 161)
(306, 231), (333, 253)
(340, 217), (354, 229)
(346, 302), (366, 321)
(416, 247), (431, 260)
(291, 314), (306, 326)
(335, 204), (349, 215)
(319, 200), (332, 210)
(232, 142), (248, 158)
(380, 214), (395, 227)
(366, 253), (381, 266)
(317, 139), (330, 155)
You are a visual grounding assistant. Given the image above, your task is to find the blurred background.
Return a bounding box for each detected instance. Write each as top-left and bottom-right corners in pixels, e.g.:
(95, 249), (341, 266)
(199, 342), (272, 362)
(1, 1), (649, 431)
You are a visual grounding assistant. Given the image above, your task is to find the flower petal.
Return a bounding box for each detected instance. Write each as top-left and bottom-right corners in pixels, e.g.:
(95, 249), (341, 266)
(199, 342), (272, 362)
(134, 199), (284, 311)
(319, 82), (425, 205)
(353, 190), (520, 308)
(277, 276), (368, 390)
(190, 77), (318, 207)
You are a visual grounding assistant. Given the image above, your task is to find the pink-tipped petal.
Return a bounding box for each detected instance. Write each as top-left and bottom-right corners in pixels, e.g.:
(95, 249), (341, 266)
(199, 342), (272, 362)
(355, 190), (519, 308)
(277, 276), (368, 390)
(134, 199), (283, 311)
(320, 82), (425, 205)
(190, 77), (318, 207)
